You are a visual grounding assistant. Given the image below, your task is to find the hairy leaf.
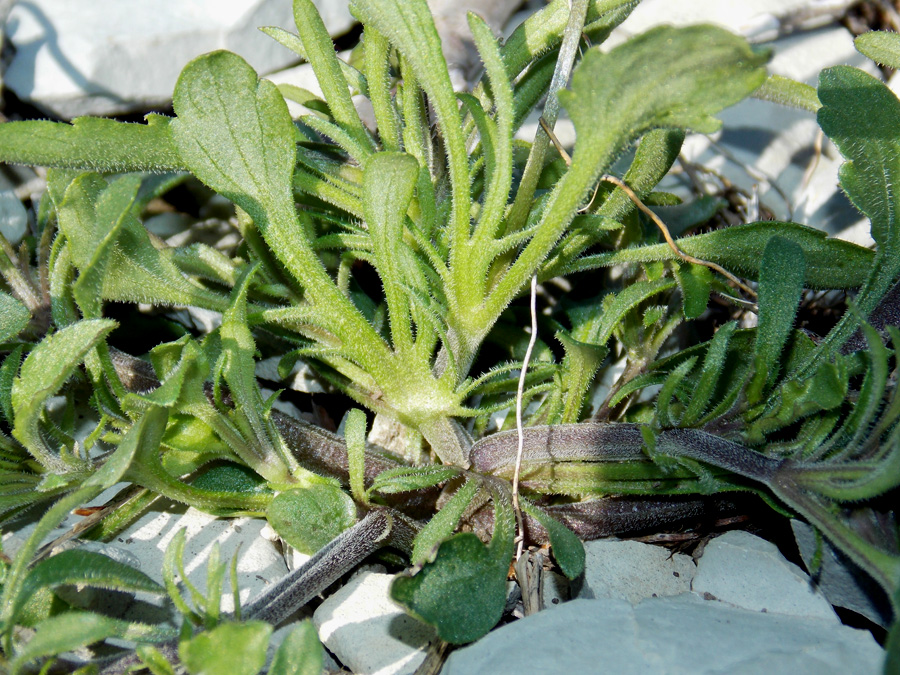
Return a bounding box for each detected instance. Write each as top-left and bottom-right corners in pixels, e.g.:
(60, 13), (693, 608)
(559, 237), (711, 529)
(855, 31), (900, 70)
(266, 485), (356, 555)
(754, 236), (805, 390)
(521, 500), (585, 579)
(817, 66), (900, 349)
(0, 115), (184, 173)
(568, 222), (872, 289)
(393, 487), (513, 643)
(368, 465), (459, 496)
(12, 319), (116, 469)
(56, 173), (226, 314)
(411, 478), (478, 565)
(0, 292), (29, 343)
(269, 620), (322, 675)
(180, 621), (272, 675)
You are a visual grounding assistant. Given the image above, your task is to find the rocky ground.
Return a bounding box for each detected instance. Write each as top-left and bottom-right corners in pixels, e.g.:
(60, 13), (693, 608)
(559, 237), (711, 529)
(0, 1), (895, 673)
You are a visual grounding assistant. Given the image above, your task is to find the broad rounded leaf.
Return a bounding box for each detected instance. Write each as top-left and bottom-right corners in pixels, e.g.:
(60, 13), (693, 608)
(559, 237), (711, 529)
(560, 25), (768, 180)
(269, 620), (323, 675)
(180, 621), (272, 675)
(391, 532), (508, 644)
(266, 485), (356, 555)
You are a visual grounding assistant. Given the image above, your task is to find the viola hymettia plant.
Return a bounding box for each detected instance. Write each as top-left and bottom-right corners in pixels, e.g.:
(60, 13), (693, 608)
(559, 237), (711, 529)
(0, 0), (899, 671)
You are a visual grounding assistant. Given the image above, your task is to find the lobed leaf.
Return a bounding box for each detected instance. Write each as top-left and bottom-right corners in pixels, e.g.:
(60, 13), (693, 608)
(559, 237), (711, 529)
(393, 486), (513, 644)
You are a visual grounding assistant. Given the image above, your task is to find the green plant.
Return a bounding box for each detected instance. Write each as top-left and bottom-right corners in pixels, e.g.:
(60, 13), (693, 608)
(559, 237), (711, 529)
(0, 0), (898, 671)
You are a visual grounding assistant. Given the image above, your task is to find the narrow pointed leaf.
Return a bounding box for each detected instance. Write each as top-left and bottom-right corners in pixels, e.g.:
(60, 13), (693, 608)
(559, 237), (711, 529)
(520, 500), (585, 579)
(20, 549), (164, 612)
(568, 222), (871, 289)
(368, 465), (459, 496)
(755, 236), (805, 384)
(411, 478), (478, 565)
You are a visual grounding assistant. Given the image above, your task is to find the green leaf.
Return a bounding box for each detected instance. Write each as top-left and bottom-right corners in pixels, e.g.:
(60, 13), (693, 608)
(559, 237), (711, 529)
(137, 645), (178, 675)
(362, 152), (420, 351)
(575, 278), (677, 348)
(753, 74), (820, 113)
(56, 173), (226, 315)
(350, 0), (470, 246)
(260, 26), (367, 95)
(754, 236), (805, 388)
(171, 50), (385, 375)
(520, 500), (585, 579)
(266, 485), (357, 555)
(555, 331), (608, 424)
(367, 465), (460, 497)
(217, 265), (294, 485)
(411, 477), (478, 566)
(817, 65), (900, 350)
(674, 263), (712, 320)
(568, 222), (871, 289)
(171, 51), (304, 283)
(680, 321), (737, 426)
(293, 0), (372, 151)
(0, 292), (30, 343)
(855, 31), (900, 70)
(10, 612), (128, 673)
(268, 620), (323, 675)
(0, 115), (184, 172)
(12, 319), (116, 469)
(21, 549), (164, 605)
(1, 407), (163, 637)
(394, 485), (514, 644)
(468, 11), (514, 242)
(0, 344), (24, 425)
(180, 621), (272, 675)
(345, 408), (368, 504)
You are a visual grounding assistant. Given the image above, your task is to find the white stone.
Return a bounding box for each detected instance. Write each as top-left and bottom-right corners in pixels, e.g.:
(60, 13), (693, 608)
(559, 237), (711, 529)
(541, 570), (570, 609)
(692, 530), (837, 621)
(0, 189), (28, 245)
(4, 0), (355, 118)
(576, 539), (694, 603)
(313, 571), (437, 675)
(442, 595), (885, 675)
(92, 497), (289, 614)
(256, 356), (328, 394)
(608, 0), (859, 44)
